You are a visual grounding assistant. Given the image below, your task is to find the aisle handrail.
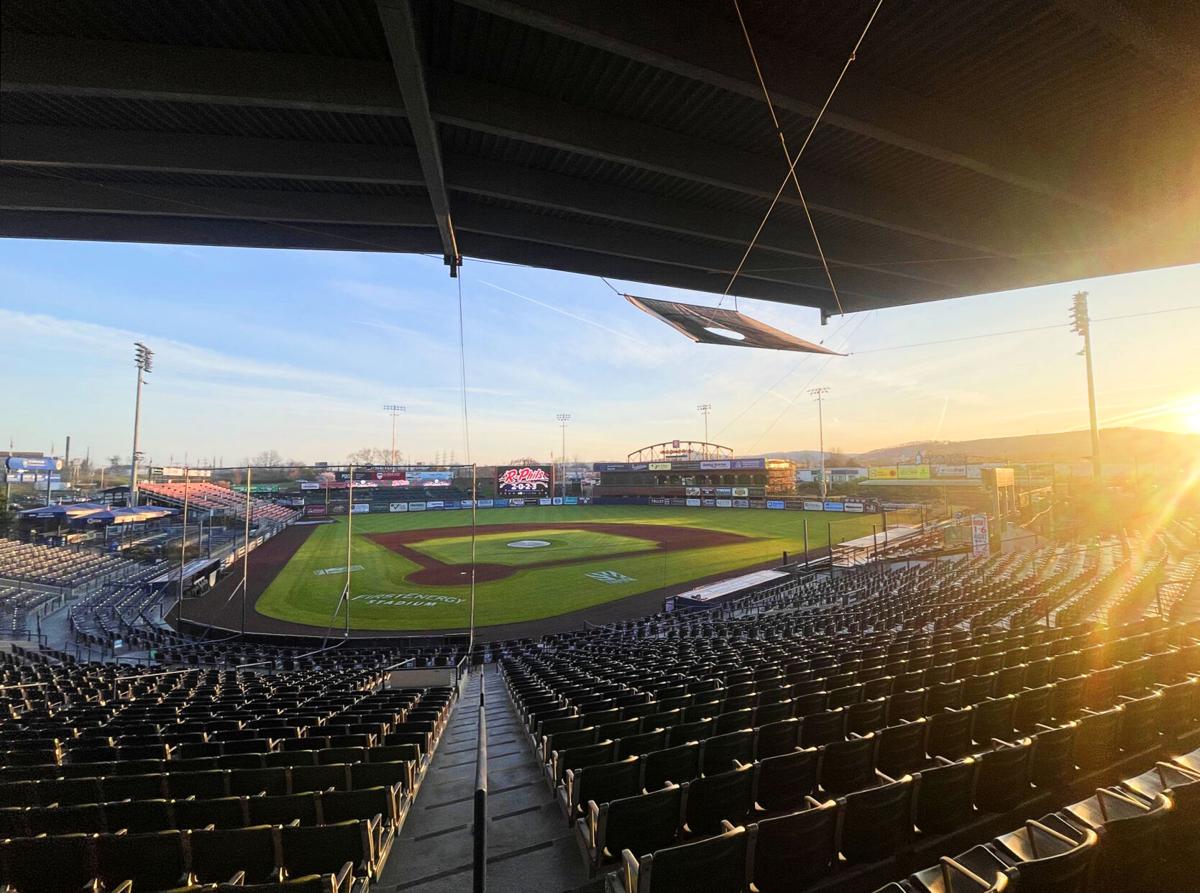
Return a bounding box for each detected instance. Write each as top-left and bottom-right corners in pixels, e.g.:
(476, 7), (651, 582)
(473, 672), (487, 893)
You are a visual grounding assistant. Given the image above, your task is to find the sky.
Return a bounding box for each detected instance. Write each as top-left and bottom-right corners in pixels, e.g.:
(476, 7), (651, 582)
(1, 238), (1197, 467)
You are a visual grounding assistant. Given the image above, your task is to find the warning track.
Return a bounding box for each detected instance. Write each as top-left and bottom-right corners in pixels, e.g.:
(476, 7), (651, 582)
(366, 522), (755, 585)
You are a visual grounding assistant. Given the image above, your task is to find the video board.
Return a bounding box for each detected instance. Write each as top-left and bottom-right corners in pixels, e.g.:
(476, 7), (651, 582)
(497, 465), (552, 496)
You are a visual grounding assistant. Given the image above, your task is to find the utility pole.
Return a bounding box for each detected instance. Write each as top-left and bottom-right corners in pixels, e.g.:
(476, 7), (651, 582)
(810, 387), (830, 502)
(383, 404), (406, 466)
(1070, 292), (1102, 482)
(697, 404), (712, 457)
(556, 414), (571, 500)
(129, 342), (154, 506)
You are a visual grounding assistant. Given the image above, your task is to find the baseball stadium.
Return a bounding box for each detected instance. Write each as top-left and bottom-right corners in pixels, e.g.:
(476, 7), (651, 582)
(2, 3), (1199, 893)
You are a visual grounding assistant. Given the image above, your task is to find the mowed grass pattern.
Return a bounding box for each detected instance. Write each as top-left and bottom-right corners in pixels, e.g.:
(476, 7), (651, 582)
(254, 505), (880, 630)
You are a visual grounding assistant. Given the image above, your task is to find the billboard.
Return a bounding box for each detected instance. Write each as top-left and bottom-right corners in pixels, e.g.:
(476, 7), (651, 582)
(5, 456), (62, 472)
(497, 465), (552, 496)
(898, 464), (931, 480)
(389, 502), (408, 512)
(868, 466), (899, 480)
(351, 503), (370, 513)
(933, 464), (967, 479)
(823, 501), (844, 512)
(803, 500), (824, 511)
(686, 498), (701, 507)
(970, 514), (990, 556)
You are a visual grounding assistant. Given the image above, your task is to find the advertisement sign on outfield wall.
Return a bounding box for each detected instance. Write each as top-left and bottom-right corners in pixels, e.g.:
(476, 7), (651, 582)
(409, 502), (426, 511)
(685, 487), (700, 496)
(426, 501), (444, 509)
(716, 487), (732, 497)
(732, 487), (749, 497)
(823, 502), (844, 512)
(934, 464), (967, 478)
(389, 502), (408, 512)
(686, 498), (701, 507)
(303, 504), (327, 517)
(716, 499), (733, 508)
(700, 460), (731, 470)
(508, 498), (524, 507)
(844, 502), (864, 512)
(767, 500), (786, 510)
(803, 500), (824, 511)
(733, 499), (750, 508)
(649, 497), (668, 506)
(564, 496), (578, 505)
(478, 499), (494, 508)
(702, 498), (716, 507)
(493, 498), (509, 507)
(868, 466), (899, 479)
(898, 464), (931, 480)
(300, 482), (320, 490)
(539, 498), (552, 506)
(552, 497), (563, 505)
(648, 462), (671, 471)
(669, 498), (686, 506)
(351, 503), (370, 513)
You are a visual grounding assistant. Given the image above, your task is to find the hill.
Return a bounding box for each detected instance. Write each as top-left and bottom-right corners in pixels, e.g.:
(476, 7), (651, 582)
(767, 427), (1199, 467)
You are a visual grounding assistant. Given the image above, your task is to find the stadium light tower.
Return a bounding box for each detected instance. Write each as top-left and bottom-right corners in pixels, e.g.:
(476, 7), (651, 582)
(1070, 292), (1102, 482)
(556, 413), (571, 500)
(809, 387), (830, 502)
(129, 342), (154, 505)
(697, 404), (712, 457)
(383, 404), (406, 466)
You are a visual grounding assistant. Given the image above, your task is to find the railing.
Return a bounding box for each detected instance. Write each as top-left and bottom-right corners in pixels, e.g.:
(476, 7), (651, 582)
(473, 671), (487, 893)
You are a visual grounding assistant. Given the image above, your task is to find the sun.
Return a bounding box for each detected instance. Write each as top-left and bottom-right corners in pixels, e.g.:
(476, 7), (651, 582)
(1184, 398), (1200, 434)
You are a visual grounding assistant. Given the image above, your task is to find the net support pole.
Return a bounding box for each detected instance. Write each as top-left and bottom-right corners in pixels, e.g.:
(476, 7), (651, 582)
(242, 466), (252, 636)
(178, 466), (190, 613)
(469, 463), (478, 657)
(803, 519), (809, 568)
(345, 464), (354, 637)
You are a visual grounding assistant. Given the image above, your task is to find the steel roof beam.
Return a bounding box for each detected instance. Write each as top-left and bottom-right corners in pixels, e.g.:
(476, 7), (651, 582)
(0, 32), (1037, 257)
(375, 0), (460, 271)
(2, 123), (992, 292)
(455, 0), (1111, 213)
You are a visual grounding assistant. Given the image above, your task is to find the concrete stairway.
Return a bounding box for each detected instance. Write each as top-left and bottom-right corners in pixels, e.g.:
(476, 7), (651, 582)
(378, 664), (590, 893)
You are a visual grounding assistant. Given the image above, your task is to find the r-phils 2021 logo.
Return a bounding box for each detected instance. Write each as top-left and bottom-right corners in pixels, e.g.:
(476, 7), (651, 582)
(498, 466), (551, 493)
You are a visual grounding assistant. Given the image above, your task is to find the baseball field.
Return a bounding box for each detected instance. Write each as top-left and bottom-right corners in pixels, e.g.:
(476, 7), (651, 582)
(241, 505), (881, 632)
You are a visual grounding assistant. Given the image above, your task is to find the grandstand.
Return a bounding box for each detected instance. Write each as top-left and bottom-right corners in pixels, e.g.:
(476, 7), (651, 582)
(139, 482), (301, 525)
(0, 538), (151, 593)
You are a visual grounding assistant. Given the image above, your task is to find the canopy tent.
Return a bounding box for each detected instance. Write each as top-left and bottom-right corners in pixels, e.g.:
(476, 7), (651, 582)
(80, 506), (179, 527)
(19, 502), (108, 522)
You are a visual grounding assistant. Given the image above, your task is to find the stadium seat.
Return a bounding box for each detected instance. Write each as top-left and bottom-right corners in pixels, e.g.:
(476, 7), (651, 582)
(1, 833), (97, 893)
(683, 765), (755, 836)
(700, 730), (755, 775)
(191, 824), (281, 884)
(620, 822), (752, 893)
(560, 756), (641, 825)
(991, 820), (1098, 893)
(750, 800), (838, 892)
(96, 830), (189, 891)
(747, 748), (816, 815)
(840, 776), (914, 865)
(641, 743), (700, 791)
(819, 734), (877, 795)
(582, 783), (684, 874)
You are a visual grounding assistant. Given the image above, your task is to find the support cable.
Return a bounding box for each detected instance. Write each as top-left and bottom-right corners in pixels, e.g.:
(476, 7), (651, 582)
(721, 0), (886, 306)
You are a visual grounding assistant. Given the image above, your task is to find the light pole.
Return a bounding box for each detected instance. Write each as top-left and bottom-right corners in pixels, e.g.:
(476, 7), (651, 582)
(697, 404), (712, 457)
(1070, 292), (1102, 482)
(556, 413), (571, 500)
(809, 387), (830, 502)
(130, 342), (154, 506)
(383, 404), (406, 466)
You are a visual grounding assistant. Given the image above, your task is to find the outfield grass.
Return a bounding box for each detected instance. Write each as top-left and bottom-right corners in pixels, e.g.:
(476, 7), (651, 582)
(254, 505), (880, 631)
(410, 528), (659, 566)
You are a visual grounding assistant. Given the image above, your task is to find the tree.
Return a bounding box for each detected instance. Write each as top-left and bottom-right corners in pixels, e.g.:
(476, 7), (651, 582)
(346, 447), (391, 466)
(249, 449), (284, 467)
(107, 454), (123, 470)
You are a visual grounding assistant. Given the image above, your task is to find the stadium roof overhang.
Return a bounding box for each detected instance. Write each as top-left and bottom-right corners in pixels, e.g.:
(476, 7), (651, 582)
(1, 0), (1196, 318)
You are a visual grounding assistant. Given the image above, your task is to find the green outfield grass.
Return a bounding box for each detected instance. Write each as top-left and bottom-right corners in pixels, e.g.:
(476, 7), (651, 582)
(409, 528), (658, 566)
(253, 505), (880, 631)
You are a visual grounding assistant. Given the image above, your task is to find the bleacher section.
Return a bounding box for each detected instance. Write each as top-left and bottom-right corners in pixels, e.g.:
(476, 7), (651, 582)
(139, 482), (300, 525)
(497, 544), (1200, 893)
(0, 538), (149, 591)
(0, 662), (456, 892)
